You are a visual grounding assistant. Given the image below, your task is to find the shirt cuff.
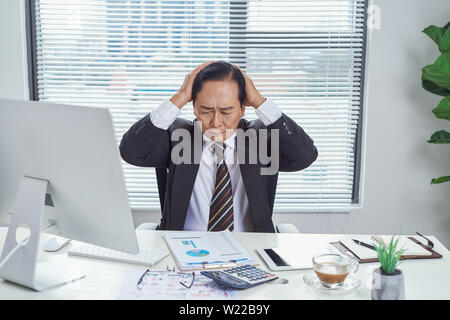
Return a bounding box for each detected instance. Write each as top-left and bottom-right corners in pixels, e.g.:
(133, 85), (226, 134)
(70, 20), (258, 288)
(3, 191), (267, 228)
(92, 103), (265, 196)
(149, 99), (181, 130)
(254, 98), (282, 126)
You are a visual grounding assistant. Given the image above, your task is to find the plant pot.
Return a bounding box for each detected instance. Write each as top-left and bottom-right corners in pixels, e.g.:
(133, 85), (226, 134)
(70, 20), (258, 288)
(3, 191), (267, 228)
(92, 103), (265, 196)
(371, 267), (405, 300)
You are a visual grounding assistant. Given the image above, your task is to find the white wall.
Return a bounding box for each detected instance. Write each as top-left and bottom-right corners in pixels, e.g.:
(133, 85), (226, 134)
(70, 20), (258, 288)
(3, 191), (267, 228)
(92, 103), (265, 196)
(1, 0), (449, 246)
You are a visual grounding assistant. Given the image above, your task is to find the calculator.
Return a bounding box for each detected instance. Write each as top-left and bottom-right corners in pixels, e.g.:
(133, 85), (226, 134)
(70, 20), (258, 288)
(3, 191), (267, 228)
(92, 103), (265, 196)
(200, 265), (279, 289)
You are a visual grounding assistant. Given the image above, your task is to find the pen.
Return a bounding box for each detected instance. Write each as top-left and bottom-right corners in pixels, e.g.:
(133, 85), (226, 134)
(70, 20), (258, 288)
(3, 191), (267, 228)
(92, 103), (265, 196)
(229, 258), (248, 263)
(352, 239), (376, 251)
(137, 268), (150, 286)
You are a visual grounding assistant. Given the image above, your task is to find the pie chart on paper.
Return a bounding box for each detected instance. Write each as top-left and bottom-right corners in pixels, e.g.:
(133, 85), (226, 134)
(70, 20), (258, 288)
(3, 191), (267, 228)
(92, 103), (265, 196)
(186, 249), (210, 257)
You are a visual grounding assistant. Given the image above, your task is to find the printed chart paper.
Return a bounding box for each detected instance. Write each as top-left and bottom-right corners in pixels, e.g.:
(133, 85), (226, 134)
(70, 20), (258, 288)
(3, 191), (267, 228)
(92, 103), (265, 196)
(117, 270), (239, 300)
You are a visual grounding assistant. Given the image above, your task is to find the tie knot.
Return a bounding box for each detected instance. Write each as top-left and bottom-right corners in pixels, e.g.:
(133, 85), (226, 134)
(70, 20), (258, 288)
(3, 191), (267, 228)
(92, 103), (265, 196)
(212, 142), (226, 162)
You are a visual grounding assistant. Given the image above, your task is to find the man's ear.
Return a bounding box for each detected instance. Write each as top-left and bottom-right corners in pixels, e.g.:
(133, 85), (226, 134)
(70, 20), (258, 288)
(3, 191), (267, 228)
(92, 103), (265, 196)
(240, 104), (245, 117)
(193, 102), (199, 118)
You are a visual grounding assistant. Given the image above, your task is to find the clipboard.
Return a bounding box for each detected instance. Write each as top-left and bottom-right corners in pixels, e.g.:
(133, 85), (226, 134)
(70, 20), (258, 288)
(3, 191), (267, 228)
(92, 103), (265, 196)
(163, 231), (259, 271)
(330, 236), (443, 263)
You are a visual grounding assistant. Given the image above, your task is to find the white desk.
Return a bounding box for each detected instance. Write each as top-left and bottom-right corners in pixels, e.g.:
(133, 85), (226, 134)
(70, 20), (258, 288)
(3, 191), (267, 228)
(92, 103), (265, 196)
(0, 228), (449, 300)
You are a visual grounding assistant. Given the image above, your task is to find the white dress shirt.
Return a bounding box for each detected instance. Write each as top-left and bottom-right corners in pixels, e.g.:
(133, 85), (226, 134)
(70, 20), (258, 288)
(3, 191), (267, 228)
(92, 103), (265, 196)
(150, 98), (282, 232)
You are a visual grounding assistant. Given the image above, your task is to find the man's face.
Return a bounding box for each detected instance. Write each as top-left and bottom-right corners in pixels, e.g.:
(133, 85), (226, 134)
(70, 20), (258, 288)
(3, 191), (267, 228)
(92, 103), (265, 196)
(193, 79), (245, 142)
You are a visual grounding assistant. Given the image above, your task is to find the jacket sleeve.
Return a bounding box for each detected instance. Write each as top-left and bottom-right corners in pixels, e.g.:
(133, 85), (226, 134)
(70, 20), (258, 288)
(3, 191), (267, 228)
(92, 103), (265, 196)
(119, 114), (170, 168)
(267, 113), (318, 172)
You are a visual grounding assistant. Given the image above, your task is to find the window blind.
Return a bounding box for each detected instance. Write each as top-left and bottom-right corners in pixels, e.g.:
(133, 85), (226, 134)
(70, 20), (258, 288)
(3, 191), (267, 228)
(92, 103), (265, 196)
(31, 0), (367, 212)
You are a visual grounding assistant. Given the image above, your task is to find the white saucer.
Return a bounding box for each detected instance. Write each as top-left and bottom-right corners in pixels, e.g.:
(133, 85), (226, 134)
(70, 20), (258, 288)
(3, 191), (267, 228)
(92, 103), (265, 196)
(303, 271), (361, 295)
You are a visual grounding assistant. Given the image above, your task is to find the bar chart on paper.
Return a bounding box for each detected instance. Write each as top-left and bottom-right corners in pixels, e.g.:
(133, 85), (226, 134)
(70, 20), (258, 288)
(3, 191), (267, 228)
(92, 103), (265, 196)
(182, 240), (211, 257)
(173, 236), (215, 262)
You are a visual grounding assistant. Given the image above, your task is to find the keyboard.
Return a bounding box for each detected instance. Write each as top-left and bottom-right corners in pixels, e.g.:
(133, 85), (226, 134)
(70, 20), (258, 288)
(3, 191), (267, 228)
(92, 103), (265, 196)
(68, 242), (169, 267)
(201, 265), (279, 289)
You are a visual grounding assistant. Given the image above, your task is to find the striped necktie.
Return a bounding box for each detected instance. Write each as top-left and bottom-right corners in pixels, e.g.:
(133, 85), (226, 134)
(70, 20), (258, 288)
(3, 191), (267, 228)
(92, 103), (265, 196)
(208, 142), (234, 231)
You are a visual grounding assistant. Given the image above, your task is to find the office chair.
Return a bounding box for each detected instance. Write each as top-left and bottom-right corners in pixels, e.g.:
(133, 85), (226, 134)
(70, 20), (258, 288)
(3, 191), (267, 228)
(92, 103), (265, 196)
(136, 168), (300, 234)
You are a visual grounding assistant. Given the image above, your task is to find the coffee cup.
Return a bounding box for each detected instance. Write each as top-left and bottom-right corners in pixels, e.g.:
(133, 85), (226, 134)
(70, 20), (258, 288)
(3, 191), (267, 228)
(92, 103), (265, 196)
(312, 253), (359, 289)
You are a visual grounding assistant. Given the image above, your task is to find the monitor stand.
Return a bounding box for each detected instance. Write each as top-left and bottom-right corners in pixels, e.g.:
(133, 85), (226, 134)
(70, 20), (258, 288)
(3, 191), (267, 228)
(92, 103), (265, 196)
(0, 176), (85, 291)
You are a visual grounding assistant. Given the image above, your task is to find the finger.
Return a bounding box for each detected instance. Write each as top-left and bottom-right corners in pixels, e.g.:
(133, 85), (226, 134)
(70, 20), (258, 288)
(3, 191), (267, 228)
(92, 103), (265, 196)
(190, 61), (214, 78)
(195, 60), (215, 71)
(232, 63), (244, 72)
(233, 64), (249, 79)
(183, 61), (215, 89)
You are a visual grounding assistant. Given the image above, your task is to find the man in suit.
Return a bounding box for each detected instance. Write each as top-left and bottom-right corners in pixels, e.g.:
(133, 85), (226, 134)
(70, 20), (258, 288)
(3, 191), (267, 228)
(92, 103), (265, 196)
(120, 61), (318, 232)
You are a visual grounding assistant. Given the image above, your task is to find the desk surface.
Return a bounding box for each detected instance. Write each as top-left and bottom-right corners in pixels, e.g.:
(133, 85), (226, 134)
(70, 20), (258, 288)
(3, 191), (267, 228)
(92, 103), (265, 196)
(0, 228), (449, 300)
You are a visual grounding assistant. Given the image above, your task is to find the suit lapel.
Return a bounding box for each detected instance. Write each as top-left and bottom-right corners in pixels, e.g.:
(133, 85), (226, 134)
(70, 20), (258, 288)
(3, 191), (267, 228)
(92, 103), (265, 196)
(169, 120), (202, 230)
(170, 163), (200, 230)
(237, 120), (274, 232)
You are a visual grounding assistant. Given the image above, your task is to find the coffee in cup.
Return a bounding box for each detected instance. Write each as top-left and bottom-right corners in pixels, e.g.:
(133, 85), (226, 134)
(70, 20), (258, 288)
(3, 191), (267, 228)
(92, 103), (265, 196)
(312, 254), (359, 288)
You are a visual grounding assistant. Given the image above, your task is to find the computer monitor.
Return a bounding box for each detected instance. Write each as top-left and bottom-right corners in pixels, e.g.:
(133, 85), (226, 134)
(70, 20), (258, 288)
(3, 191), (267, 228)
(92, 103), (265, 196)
(0, 98), (139, 290)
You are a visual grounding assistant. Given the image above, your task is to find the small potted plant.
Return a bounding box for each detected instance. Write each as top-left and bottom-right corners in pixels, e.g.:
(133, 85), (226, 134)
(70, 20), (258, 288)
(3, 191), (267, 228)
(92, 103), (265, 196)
(371, 235), (406, 300)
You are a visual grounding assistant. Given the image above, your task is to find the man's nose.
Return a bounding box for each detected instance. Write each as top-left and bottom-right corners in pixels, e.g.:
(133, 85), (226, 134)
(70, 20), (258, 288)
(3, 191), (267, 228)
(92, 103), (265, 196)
(212, 111), (222, 128)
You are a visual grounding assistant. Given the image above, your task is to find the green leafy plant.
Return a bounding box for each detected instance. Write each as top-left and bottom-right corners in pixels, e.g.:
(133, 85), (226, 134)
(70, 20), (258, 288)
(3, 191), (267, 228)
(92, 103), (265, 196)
(421, 22), (450, 184)
(371, 236), (406, 274)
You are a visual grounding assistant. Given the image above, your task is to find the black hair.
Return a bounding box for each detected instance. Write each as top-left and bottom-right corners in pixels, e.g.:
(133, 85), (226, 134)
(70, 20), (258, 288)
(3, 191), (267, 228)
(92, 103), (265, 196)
(192, 60), (246, 107)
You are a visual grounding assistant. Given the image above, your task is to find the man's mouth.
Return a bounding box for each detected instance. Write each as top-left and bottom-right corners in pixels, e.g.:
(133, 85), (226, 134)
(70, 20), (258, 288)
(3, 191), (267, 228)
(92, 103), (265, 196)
(205, 130), (225, 141)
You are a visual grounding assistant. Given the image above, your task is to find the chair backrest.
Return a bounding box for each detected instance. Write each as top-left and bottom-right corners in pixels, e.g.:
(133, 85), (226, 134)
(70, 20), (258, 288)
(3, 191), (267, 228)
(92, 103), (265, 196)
(155, 167), (168, 212)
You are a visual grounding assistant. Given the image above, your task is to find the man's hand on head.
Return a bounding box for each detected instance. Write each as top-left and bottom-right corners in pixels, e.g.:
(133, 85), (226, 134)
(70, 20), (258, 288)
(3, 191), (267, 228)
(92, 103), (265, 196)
(233, 64), (266, 109)
(170, 61), (215, 109)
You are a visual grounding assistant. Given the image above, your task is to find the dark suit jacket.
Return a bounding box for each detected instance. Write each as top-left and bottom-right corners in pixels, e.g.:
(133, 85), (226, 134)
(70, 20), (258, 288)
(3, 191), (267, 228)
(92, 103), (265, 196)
(119, 111), (318, 233)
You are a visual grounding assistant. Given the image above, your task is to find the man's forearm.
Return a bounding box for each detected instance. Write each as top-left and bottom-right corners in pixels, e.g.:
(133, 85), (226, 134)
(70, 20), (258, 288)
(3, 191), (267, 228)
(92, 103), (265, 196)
(170, 93), (189, 109)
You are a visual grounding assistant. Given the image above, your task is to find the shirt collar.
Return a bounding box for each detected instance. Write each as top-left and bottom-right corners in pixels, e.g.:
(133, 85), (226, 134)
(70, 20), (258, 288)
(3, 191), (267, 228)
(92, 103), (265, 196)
(202, 131), (236, 152)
